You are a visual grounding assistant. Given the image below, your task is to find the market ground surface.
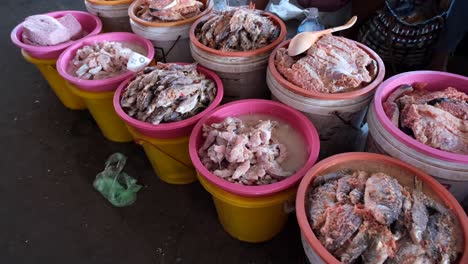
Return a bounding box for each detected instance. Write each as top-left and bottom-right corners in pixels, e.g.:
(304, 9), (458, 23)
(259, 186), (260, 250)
(3, 1), (468, 264)
(1, 1), (306, 263)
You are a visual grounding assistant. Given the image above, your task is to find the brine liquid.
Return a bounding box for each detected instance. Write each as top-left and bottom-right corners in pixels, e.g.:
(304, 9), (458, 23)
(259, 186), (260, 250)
(121, 42), (146, 55)
(238, 114), (309, 173)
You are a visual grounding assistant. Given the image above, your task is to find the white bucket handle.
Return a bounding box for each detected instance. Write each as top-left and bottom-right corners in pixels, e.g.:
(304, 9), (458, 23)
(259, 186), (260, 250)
(154, 35), (182, 62)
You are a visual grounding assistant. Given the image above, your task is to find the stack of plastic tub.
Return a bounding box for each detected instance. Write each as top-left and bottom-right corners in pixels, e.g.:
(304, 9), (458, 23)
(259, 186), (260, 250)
(114, 63), (224, 184)
(57, 32), (154, 142)
(10, 11), (102, 110)
(189, 99), (320, 242)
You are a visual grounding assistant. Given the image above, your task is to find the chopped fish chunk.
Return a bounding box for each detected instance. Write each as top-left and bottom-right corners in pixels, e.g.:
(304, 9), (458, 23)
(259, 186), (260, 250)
(198, 117), (295, 186)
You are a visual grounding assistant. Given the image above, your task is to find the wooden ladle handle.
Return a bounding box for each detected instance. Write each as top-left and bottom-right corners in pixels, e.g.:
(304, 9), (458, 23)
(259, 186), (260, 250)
(328, 16), (358, 34)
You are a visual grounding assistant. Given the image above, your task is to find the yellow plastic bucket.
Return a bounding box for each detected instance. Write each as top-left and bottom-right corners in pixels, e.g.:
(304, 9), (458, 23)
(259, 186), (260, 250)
(21, 50), (86, 110)
(188, 100), (321, 243)
(113, 64), (224, 185)
(128, 126), (197, 184)
(67, 82), (132, 142)
(197, 174), (296, 243)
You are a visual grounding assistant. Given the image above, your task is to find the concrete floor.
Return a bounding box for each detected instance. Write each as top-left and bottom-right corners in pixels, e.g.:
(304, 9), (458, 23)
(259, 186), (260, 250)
(1, 1), (307, 263)
(3, 1), (468, 264)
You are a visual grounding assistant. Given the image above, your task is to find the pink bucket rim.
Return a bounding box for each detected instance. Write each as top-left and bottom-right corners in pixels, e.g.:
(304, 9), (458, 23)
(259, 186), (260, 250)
(113, 63), (224, 135)
(10, 10), (102, 54)
(56, 32), (155, 92)
(188, 99), (321, 197)
(373, 70), (468, 164)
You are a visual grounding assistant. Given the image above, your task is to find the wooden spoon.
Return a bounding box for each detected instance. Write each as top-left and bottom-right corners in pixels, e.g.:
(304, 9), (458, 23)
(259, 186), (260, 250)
(287, 16), (358, 57)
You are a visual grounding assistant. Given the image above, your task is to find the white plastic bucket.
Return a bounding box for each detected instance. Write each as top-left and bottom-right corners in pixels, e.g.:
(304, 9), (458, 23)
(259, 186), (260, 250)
(84, 0), (132, 32)
(130, 19), (194, 62)
(266, 40), (385, 159)
(189, 11), (287, 103)
(268, 70), (373, 159)
(191, 44), (275, 102)
(129, 0), (213, 62)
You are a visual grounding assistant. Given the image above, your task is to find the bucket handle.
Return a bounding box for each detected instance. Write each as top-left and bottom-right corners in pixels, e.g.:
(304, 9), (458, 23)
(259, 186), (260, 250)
(154, 35), (182, 63)
(134, 137), (193, 170)
(332, 111), (361, 131)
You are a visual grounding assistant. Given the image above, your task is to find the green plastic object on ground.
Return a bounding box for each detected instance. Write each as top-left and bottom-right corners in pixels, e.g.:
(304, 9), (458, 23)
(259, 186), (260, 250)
(93, 153), (142, 207)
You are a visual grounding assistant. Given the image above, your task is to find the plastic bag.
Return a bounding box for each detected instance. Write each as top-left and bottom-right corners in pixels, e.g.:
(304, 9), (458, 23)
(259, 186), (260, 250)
(214, 0), (228, 11)
(266, 0), (305, 21)
(297, 8), (324, 33)
(214, 0), (252, 11)
(93, 153), (142, 207)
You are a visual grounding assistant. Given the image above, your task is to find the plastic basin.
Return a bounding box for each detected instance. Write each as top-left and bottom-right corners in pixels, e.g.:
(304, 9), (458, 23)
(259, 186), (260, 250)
(368, 71), (468, 201)
(11, 10), (102, 60)
(296, 152), (468, 264)
(11, 11), (102, 109)
(189, 99), (320, 242)
(114, 63), (224, 184)
(57, 32), (155, 142)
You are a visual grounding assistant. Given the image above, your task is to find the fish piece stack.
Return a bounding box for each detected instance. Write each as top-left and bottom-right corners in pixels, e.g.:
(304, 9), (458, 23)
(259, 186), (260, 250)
(120, 63), (216, 124)
(275, 34), (377, 93)
(71, 41), (135, 80)
(195, 8), (280, 52)
(136, 0), (204, 22)
(22, 14), (83, 46)
(383, 84), (468, 154)
(307, 169), (462, 264)
(198, 117), (292, 185)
